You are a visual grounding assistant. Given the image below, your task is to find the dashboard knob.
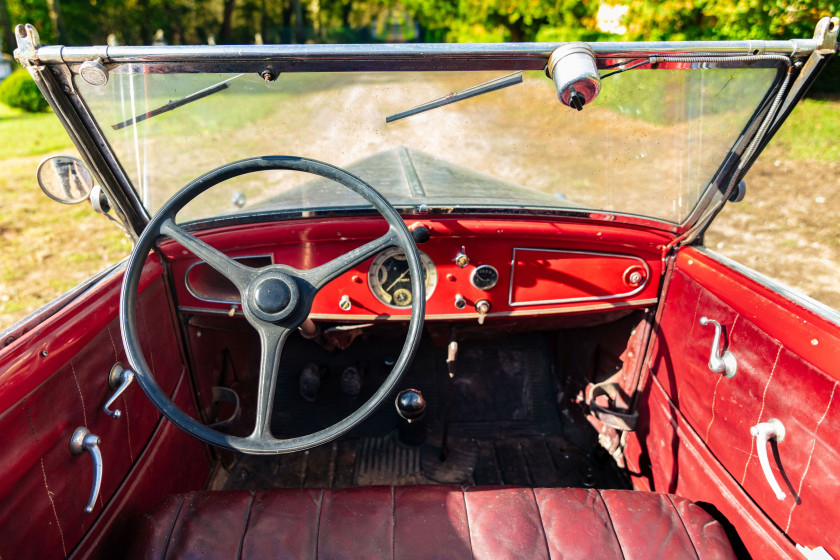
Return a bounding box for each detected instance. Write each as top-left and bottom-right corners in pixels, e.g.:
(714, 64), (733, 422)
(339, 295), (351, 311)
(475, 300), (491, 325)
(454, 294), (466, 309)
(410, 225), (431, 244)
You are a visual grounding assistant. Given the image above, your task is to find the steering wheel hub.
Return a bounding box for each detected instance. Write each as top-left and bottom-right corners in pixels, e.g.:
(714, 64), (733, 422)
(249, 273), (298, 320)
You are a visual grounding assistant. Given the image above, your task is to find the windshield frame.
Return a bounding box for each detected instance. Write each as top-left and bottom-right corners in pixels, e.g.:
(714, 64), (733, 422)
(17, 33), (827, 238)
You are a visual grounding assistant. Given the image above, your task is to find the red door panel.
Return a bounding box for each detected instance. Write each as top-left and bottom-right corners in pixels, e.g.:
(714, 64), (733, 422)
(0, 258), (195, 559)
(630, 247), (840, 558)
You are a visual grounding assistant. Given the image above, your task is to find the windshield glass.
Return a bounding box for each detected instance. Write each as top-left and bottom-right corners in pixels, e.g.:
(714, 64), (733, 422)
(76, 66), (779, 225)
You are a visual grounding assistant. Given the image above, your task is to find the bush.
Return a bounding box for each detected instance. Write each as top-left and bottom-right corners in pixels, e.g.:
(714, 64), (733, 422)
(0, 69), (49, 113)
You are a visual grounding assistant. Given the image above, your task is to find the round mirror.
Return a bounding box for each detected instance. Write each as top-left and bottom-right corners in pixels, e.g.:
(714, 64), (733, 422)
(36, 155), (94, 204)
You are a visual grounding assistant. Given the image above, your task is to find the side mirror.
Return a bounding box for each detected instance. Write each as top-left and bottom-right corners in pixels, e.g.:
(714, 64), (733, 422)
(36, 155), (94, 204)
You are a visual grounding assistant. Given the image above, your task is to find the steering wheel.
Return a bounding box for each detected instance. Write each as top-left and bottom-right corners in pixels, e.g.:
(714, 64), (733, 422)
(120, 156), (425, 455)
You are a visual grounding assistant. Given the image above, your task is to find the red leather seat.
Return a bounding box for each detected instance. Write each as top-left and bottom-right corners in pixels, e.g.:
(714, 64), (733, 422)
(130, 486), (735, 559)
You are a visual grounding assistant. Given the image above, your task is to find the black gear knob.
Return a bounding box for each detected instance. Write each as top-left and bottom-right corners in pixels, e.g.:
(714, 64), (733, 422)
(395, 389), (426, 422)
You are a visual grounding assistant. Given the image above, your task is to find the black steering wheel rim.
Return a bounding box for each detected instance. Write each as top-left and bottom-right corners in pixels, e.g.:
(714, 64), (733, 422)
(120, 156), (425, 454)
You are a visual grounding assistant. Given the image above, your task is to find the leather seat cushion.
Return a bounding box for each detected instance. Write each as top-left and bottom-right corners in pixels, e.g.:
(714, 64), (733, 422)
(129, 485), (736, 559)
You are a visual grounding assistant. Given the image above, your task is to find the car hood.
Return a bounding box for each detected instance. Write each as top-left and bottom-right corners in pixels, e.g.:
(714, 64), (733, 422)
(256, 147), (580, 212)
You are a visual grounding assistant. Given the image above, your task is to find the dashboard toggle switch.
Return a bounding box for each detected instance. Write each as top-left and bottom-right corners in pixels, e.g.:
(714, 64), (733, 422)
(475, 299), (491, 325)
(455, 246), (470, 268)
(454, 294), (467, 309)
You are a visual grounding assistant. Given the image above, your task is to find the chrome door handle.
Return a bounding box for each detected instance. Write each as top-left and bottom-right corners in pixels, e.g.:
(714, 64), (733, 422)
(750, 419), (786, 500)
(103, 363), (134, 419)
(698, 317), (737, 378)
(70, 427), (103, 513)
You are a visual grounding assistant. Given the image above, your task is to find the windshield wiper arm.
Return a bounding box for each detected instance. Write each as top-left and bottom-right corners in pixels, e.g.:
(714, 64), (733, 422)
(112, 74), (243, 130)
(385, 72), (523, 124)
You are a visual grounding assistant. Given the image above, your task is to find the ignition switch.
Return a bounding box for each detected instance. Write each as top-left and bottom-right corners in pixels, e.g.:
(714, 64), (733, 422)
(455, 246), (469, 268)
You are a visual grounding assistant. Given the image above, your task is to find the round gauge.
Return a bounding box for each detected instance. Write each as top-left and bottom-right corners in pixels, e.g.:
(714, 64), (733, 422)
(470, 264), (499, 290)
(368, 247), (437, 308)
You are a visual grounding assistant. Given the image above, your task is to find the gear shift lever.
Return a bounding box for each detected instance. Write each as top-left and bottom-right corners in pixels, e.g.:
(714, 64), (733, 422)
(396, 388), (427, 445)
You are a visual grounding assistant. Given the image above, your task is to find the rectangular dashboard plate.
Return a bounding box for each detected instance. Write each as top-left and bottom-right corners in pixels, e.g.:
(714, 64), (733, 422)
(509, 248), (650, 307)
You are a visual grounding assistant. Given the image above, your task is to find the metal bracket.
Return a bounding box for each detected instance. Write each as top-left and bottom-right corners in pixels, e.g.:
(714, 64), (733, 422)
(13, 24), (42, 67)
(813, 16), (839, 55)
(586, 381), (639, 432)
(774, 17), (839, 127)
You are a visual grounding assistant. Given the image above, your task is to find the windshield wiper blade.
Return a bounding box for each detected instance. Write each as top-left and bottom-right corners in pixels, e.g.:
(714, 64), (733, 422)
(385, 72), (523, 124)
(112, 74), (242, 130)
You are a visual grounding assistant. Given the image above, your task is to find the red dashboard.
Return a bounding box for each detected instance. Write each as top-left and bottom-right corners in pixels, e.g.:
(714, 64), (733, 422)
(160, 216), (671, 322)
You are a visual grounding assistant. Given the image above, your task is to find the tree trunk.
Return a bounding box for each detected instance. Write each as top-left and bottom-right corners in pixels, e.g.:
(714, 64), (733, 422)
(221, 0), (236, 43)
(260, 0), (267, 43)
(0, 0), (13, 54)
(45, 0), (67, 44)
(293, 0), (303, 43)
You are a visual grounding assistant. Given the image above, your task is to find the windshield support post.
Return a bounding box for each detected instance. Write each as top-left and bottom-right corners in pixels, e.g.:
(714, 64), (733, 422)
(14, 26), (147, 238)
(771, 17), (838, 132)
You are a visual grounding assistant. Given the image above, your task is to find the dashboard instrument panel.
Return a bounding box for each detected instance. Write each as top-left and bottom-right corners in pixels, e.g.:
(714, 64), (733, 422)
(166, 216), (670, 322)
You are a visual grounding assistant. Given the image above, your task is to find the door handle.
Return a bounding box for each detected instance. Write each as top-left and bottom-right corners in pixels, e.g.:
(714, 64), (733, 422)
(70, 427), (103, 513)
(698, 317), (737, 378)
(103, 363), (134, 419)
(750, 419), (786, 500)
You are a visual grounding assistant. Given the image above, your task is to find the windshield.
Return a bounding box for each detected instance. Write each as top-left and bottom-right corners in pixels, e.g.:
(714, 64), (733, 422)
(76, 66), (779, 225)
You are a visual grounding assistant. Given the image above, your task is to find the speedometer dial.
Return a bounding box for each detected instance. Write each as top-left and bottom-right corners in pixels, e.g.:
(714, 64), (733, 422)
(368, 247), (437, 308)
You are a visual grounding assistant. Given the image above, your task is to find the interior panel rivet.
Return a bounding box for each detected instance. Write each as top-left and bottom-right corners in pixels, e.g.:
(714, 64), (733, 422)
(811, 339), (819, 345)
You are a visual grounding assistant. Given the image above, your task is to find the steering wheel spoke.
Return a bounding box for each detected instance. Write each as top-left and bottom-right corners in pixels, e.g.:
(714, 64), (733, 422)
(160, 218), (255, 291)
(249, 324), (291, 441)
(304, 226), (398, 289)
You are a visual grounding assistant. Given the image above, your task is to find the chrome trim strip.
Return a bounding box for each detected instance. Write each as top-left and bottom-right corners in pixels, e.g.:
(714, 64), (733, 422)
(696, 248), (840, 327)
(36, 40), (819, 65)
(177, 298), (658, 321)
(507, 248), (651, 307)
(183, 253), (274, 304)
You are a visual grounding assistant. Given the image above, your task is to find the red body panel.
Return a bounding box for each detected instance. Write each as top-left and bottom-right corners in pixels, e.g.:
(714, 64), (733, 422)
(163, 216), (669, 321)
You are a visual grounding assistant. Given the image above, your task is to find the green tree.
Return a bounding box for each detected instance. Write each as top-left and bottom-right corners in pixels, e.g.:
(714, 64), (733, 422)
(622, 0), (838, 41)
(402, 0), (600, 42)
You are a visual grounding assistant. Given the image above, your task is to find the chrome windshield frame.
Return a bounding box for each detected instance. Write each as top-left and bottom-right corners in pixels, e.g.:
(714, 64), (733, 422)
(14, 19), (837, 238)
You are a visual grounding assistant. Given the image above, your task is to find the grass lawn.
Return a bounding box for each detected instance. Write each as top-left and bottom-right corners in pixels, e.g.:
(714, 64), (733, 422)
(0, 103), (75, 159)
(0, 105), (131, 327)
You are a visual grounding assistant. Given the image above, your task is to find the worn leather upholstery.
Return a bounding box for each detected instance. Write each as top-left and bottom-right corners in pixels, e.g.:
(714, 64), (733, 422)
(130, 486), (736, 559)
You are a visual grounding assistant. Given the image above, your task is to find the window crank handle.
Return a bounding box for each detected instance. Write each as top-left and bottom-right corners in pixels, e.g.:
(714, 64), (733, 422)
(699, 317), (737, 378)
(104, 363), (134, 419)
